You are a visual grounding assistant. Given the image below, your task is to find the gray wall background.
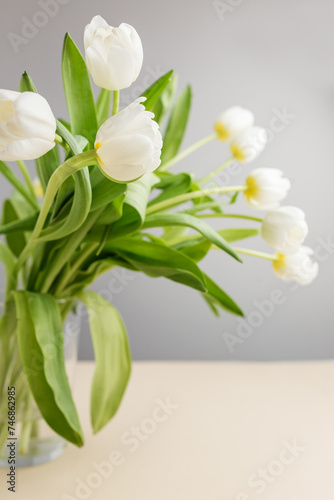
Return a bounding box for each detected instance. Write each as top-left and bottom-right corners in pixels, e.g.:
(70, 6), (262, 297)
(0, 0), (333, 361)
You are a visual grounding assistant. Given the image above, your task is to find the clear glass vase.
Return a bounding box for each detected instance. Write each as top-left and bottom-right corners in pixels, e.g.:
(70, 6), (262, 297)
(0, 297), (81, 467)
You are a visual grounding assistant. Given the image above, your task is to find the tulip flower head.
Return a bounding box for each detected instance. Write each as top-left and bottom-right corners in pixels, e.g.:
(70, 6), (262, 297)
(95, 98), (162, 183)
(230, 126), (267, 163)
(84, 16), (143, 91)
(244, 168), (291, 210)
(214, 106), (254, 141)
(261, 206), (308, 255)
(273, 246), (319, 285)
(0, 90), (56, 161)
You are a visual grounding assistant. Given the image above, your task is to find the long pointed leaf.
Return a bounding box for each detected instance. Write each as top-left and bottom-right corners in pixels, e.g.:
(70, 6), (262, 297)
(77, 291), (131, 434)
(62, 33), (98, 145)
(160, 85), (192, 164)
(143, 212), (241, 262)
(13, 292), (84, 446)
(141, 70), (174, 111)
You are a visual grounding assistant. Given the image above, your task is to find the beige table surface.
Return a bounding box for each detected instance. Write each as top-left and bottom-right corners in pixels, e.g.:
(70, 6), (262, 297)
(1, 361), (334, 499)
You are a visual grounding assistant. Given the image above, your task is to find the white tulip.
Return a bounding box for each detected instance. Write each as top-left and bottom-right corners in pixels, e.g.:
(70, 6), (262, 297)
(261, 206), (308, 255)
(84, 16), (143, 91)
(214, 106), (254, 141)
(95, 98), (162, 182)
(273, 246), (319, 285)
(244, 168), (291, 210)
(0, 90), (56, 161)
(230, 126), (267, 163)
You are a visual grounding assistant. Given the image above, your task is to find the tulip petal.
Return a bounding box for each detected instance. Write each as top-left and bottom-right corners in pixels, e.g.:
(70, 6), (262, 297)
(13, 92), (56, 141)
(98, 133), (153, 165)
(2, 138), (55, 161)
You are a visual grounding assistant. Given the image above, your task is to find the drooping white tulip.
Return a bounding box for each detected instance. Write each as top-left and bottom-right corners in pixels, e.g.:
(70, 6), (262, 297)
(214, 106), (254, 141)
(244, 168), (291, 210)
(95, 98), (162, 183)
(84, 16), (143, 91)
(273, 246), (319, 285)
(0, 90), (56, 161)
(230, 126), (267, 163)
(261, 206), (308, 255)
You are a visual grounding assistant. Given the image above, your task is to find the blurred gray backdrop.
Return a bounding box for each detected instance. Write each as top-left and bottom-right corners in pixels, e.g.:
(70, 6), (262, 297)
(0, 0), (333, 361)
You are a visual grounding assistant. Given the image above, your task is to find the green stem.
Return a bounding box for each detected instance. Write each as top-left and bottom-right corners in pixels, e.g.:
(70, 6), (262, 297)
(40, 208), (104, 294)
(146, 185), (247, 215)
(233, 247), (277, 261)
(112, 90), (120, 115)
(159, 133), (218, 172)
(17, 160), (38, 202)
(18, 394), (34, 454)
(15, 149), (98, 273)
(0, 160), (39, 210)
(54, 242), (100, 296)
(198, 213), (263, 223)
(199, 157), (235, 185)
(55, 133), (70, 153)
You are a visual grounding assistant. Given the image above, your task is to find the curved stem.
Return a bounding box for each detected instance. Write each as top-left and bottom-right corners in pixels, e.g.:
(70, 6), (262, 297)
(198, 213), (263, 223)
(15, 149), (98, 273)
(159, 133), (218, 172)
(233, 247), (277, 261)
(199, 157), (235, 185)
(112, 90), (120, 116)
(146, 185), (247, 215)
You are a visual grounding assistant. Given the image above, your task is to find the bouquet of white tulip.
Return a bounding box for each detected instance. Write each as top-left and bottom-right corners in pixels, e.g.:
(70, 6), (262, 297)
(0, 15), (318, 458)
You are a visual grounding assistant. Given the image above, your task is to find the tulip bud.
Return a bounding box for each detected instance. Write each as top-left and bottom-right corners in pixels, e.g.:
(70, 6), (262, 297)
(214, 106), (254, 141)
(0, 90), (56, 161)
(261, 206), (308, 255)
(230, 126), (267, 163)
(95, 98), (162, 183)
(273, 246), (319, 285)
(84, 16), (143, 91)
(244, 168), (291, 210)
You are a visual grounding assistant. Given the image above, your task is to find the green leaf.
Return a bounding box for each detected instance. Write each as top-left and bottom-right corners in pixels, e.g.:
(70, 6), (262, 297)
(0, 161), (38, 210)
(0, 213), (38, 235)
(149, 172), (194, 207)
(110, 173), (160, 237)
(202, 274), (243, 316)
(176, 239), (211, 262)
(160, 85), (192, 164)
(2, 200), (27, 257)
(19, 71), (38, 93)
(76, 291), (131, 434)
(13, 291), (84, 446)
(62, 33), (98, 145)
(36, 146), (61, 192)
(218, 228), (259, 243)
(141, 70), (174, 111)
(38, 166), (92, 241)
(0, 242), (17, 293)
(90, 176), (126, 212)
(143, 212), (241, 262)
(107, 237), (207, 292)
(150, 75), (178, 125)
(96, 88), (112, 126)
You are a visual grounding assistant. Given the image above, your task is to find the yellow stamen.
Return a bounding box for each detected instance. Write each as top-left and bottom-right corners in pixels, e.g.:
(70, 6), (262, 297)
(230, 144), (245, 162)
(214, 122), (230, 141)
(244, 176), (258, 201)
(273, 253), (286, 272)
